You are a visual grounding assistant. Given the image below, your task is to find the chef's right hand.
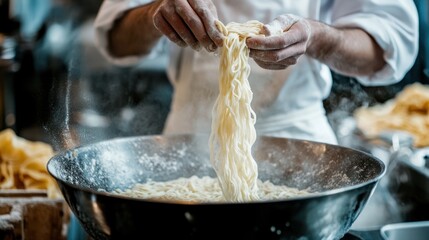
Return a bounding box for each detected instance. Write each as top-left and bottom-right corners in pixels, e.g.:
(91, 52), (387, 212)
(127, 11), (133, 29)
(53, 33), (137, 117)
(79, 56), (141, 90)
(151, 0), (224, 52)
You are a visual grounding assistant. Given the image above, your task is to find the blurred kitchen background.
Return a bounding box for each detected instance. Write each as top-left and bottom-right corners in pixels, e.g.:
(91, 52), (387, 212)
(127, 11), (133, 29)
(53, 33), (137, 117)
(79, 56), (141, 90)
(0, 0), (173, 151)
(1, 1), (428, 239)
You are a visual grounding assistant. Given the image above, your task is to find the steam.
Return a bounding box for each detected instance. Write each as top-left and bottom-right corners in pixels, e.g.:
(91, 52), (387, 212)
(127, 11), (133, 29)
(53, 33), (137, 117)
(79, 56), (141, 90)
(61, 57), (77, 149)
(45, 47), (172, 152)
(45, 48), (81, 151)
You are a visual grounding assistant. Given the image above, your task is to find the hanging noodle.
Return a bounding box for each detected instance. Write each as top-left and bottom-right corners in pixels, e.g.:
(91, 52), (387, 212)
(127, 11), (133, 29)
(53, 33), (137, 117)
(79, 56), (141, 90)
(115, 20), (310, 203)
(209, 20), (264, 202)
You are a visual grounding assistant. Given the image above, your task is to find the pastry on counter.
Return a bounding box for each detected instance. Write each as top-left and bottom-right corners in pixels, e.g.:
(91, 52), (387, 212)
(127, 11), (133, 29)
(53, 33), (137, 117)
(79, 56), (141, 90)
(354, 83), (429, 148)
(0, 128), (60, 198)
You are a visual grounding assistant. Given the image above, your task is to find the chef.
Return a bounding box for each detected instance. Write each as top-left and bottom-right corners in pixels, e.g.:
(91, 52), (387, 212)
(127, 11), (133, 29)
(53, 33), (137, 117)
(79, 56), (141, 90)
(94, 0), (418, 145)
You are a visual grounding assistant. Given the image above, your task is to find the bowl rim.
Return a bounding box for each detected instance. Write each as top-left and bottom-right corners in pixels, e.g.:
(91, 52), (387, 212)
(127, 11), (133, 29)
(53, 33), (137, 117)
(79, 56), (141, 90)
(47, 134), (386, 205)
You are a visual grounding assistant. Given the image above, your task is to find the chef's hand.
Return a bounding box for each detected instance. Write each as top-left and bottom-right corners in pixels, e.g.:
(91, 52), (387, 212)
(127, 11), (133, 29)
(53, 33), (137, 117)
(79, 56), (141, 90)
(246, 14), (311, 70)
(152, 0), (224, 52)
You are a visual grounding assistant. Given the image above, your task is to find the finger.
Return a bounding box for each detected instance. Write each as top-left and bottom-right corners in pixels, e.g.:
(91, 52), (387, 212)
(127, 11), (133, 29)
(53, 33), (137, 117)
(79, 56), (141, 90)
(261, 14), (301, 36)
(175, 1), (217, 51)
(247, 28), (305, 50)
(277, 55), (300, 66)
(162, 8), (201, 50)
(249, 42), (306, 62)
(261, 21), (283, 36)
(253, 59), (287, 70)
(188, 0), (224, 47)
(254, 56), (300, 69)
(153, 12), (187, 47)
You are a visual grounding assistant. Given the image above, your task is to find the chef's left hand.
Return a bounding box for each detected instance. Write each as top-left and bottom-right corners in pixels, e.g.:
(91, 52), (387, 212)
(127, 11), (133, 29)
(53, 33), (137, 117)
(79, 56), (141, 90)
(246, 14), (311, 70)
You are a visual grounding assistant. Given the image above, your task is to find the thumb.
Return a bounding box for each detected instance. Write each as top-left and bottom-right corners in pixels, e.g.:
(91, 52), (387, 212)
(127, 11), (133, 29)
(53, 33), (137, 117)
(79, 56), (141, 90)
(262, 14), (301, 36)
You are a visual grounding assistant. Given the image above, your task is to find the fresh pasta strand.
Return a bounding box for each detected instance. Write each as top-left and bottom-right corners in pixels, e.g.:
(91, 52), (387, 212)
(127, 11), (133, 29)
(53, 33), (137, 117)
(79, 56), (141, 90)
(209, 20), (264, 202)
(116, 176), (309, 203)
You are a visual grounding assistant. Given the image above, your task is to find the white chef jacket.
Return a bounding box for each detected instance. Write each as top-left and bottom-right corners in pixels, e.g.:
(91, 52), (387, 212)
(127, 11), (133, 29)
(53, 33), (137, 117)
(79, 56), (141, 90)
(94, 0), (419, 145)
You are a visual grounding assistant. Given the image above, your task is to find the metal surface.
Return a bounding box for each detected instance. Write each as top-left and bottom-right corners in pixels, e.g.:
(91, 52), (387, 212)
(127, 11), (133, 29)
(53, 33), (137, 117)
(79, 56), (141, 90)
(47, 134), (385, 240)
(335, 117), (429, 239)
(381, 221), (429, 240)
(385, 150), (429, 222)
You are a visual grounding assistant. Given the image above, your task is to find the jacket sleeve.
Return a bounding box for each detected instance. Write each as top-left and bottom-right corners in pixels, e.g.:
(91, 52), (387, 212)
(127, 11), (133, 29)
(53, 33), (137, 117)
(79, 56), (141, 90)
(94, 0), (158, 66)
(330, 0), (419, 86)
